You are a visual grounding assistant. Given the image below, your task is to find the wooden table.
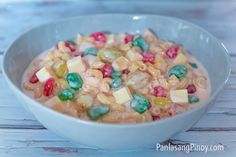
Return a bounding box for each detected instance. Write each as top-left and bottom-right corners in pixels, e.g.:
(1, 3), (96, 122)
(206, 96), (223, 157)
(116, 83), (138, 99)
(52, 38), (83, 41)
(0, 0), (235, 156)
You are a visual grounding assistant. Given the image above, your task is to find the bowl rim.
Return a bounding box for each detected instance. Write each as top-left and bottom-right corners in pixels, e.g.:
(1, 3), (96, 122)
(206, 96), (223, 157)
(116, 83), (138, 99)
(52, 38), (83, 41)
(1, 13), (231, 128)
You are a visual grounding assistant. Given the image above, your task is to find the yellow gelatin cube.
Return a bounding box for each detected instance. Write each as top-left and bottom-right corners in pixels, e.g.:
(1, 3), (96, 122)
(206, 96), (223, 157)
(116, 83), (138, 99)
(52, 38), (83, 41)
(67, 56), (86, 73)
(173, 53), (187, 64)
(53, 60), (67, 77)
(36, 67), (54, 83)
(153, 97), (171, 108)
(170, 89), (188, 103)
(112, 87), (132, 104)
(112, 56), (129, 71)
(98, 48), (122, 63)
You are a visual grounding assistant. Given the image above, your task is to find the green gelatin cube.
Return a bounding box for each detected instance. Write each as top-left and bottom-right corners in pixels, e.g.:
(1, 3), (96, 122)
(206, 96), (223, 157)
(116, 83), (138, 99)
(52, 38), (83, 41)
(112, 77), (122, 88)
(131, 35), (148, 52)
(111, 71), (122, 78)
(87, 105), (110, 120)
(66, 73), (83, 90)
(58, 88), (75, 101)
(189, 62), (198, 69)
(83, 47), (98, 56)
(168, 65), (187, 79)
(67, 40), (77, 45)
(133, 94), (149, 104)
(130, 94), (149, 113)
(188, 95), (200, 104)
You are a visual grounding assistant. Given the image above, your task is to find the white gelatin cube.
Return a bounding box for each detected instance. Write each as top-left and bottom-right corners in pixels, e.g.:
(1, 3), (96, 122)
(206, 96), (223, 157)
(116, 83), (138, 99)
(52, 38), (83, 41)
(170, 89), (188, 103)
(113, 87), (132, 104)
(173, 53), (187, 64)
(112, 56), (129, 71)
(67, 56), (86, 73)
(36, 67), (53, 83)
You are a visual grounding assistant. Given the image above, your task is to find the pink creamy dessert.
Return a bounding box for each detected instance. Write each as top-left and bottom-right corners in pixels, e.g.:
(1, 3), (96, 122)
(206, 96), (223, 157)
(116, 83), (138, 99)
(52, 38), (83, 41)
(22, 29), (211, 123)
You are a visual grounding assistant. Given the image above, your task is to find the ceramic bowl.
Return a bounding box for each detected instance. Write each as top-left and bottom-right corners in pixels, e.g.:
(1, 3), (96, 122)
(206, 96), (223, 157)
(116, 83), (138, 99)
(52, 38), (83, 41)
(2, 14), (231, 149)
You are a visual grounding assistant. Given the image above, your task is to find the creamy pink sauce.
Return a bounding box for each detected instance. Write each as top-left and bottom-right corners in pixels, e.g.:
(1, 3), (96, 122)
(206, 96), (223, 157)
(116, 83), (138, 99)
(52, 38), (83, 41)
(185, 55), (211, 109)
(21, 30), (211, 123)
(22, 49), (211, 114)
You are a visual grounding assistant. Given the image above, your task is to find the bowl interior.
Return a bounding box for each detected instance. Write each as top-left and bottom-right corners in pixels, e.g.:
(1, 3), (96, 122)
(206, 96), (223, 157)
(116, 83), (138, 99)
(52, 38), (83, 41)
(3, 14), (230, 110)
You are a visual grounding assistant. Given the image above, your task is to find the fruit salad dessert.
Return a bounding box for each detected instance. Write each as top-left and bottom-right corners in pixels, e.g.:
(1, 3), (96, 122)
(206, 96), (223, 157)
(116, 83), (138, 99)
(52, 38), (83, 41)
(22, 29), (211, 123)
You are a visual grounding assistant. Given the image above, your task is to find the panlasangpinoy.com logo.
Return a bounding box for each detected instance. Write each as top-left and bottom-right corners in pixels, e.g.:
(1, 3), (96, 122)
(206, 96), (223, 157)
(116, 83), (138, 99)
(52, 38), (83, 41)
(156, 142), (224, 153)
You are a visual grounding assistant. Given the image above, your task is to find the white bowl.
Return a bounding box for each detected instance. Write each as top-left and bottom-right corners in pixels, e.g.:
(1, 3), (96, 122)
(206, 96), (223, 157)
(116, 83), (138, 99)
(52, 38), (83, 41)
(2, 14), (230, 149)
